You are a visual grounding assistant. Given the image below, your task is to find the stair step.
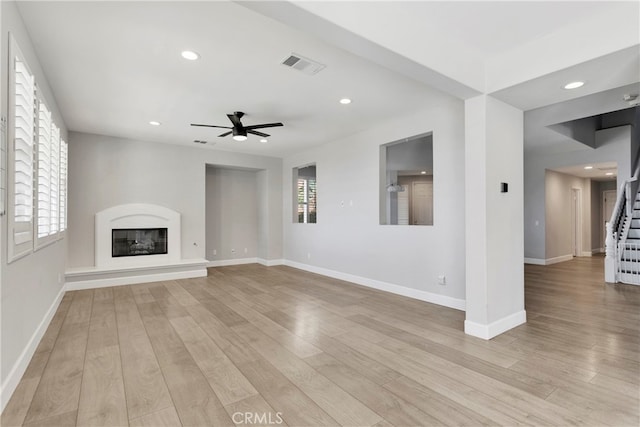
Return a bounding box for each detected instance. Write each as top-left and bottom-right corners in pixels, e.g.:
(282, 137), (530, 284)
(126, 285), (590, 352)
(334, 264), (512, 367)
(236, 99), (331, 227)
(632, 219), (640, 228)
(628, 229), (640, 239)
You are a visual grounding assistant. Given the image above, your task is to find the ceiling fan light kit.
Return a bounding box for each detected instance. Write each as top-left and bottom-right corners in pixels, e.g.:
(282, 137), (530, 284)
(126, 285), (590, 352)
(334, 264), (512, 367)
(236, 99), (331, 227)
(191, 111), (283, 142)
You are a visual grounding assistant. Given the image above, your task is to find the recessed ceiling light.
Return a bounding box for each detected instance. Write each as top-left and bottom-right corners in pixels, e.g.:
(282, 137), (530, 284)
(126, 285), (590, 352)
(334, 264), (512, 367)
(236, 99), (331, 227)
(420, 171), (427, 175)
(149, 121), (161, 126)
(605, 172), (614, 176)
(564, 81), (584, 90)
(260, 138), (268, 143)
(233, 135), (247, 142)
(339, 98), (352, 105)
(584, 166), (593, 170)
(181, 50), (200, 61)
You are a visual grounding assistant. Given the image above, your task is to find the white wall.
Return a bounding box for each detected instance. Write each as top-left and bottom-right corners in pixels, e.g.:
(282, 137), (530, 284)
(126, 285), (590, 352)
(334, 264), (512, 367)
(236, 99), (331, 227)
(206, 166), (259, 262)
(544, 170), (592, 259)
(67, 132), (283, 268)
(0, 1), (68, 407)
(282, 99), (466, 307)
(524, 125), (632, 261)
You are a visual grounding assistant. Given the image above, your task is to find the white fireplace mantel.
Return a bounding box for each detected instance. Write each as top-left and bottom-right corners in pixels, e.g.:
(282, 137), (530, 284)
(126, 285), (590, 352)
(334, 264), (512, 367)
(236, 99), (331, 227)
(95, 203), (181, 268)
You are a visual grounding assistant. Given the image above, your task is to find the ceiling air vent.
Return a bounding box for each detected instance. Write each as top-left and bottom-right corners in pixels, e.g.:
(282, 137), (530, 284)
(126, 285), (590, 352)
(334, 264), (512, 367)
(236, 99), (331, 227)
(281, 53), (325, 75)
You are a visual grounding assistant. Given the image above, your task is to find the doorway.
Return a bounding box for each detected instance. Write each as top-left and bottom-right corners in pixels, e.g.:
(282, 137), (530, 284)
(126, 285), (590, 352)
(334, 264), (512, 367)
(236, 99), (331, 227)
(571, 188), (582, 257)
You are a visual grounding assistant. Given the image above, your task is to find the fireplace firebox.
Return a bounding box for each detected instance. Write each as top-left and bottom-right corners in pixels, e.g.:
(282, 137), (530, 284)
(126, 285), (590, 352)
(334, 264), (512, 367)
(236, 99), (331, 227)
(112, 228), (168, 258)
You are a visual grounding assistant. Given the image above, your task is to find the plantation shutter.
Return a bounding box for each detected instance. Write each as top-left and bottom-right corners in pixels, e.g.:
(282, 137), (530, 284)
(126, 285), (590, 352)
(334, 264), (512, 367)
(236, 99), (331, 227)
(9, 53), (36, 260)
(37, 101), (52, 238)
(49, 124), (60, 235)
(59, 140), (68, 232)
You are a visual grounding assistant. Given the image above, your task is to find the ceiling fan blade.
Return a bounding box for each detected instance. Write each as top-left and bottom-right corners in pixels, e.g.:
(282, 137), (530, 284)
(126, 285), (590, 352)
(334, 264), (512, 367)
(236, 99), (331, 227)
(218, 131), (233, 137)
(244, 122), (283, 130)
(191, 123), (232, 129)
(227, 113), (244, 128)
(247, 130), (270, 138)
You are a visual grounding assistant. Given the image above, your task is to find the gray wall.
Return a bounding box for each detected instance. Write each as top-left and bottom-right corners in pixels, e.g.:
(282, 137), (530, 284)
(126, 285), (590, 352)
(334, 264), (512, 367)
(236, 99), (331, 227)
(68, 132), (283, 268)
(206, 167), (259, 261)
(282, 99), (467, 303)
(1, 1), (69, 393)
(524, 125), (632, 260)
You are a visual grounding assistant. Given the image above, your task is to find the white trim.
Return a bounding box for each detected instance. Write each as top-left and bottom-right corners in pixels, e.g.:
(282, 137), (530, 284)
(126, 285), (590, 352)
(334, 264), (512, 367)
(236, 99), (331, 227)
(525, 254), (573, 265)
(545, 254), (574, 265)
(207, 258), (258, 268)
(464, 310), (527, 340)
(283, 260), (465, 311)
(580, 251), (593, 257)
(258, 258), (284, 267)
(0, 285), (65, 412)
(206, 258), (285, 268)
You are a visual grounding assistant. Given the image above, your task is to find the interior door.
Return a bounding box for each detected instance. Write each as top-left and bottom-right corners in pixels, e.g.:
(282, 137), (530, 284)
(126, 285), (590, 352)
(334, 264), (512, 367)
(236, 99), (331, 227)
(412, 181), (433, 225)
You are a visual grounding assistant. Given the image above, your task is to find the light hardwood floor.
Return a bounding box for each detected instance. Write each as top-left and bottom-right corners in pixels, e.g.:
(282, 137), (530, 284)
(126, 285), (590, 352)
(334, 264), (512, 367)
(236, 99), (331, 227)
(2, 256), (639, 426)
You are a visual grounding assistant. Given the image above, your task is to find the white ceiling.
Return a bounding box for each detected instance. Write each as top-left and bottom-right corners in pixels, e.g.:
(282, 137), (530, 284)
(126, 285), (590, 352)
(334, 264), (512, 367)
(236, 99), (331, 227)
(551, 162), (617, 181)
(16, 1), (452, 157)
(15, 1), (640, 157)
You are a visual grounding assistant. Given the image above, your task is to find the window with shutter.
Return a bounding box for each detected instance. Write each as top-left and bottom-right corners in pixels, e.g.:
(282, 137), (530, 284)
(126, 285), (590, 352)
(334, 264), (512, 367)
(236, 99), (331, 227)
(37, 101), (52, 240)
(59, 140), (68, 232)
(293, 164), (317, 224)
(8, 36), (36, 262)
(49, 124), (60, 235)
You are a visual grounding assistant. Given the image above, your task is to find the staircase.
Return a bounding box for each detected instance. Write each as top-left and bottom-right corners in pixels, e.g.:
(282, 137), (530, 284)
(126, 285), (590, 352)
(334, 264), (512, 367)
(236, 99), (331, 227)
(606, 165), (640, 285)
(618, 193), (640, 284)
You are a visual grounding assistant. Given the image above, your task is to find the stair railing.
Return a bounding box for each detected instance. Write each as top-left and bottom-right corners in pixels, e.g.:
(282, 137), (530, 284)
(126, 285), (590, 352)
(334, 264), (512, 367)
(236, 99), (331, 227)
(605, 161), (640, 283)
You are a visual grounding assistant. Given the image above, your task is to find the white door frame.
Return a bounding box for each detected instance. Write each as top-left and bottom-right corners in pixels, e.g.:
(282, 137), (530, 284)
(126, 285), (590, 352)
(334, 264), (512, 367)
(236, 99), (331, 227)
(571, 188), (582, 257)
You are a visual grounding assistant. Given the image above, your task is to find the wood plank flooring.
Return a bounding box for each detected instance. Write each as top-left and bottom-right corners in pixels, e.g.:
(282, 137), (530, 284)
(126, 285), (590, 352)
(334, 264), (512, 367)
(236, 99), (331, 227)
(3, 256), (639, 426)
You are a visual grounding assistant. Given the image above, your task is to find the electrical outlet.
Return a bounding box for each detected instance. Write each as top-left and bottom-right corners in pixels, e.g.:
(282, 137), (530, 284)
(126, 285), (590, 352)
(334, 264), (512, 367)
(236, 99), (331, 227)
(244, 248), (248, 254)
(307, 252), (311, 260)
(231, 248), (236, 254)
(212, 249), (217, 256)
(438, 275), (446, 286)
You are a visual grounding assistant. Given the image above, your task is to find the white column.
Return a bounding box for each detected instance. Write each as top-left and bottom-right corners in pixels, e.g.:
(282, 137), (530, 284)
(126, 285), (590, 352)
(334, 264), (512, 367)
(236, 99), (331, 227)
(464, 95), (526, 339)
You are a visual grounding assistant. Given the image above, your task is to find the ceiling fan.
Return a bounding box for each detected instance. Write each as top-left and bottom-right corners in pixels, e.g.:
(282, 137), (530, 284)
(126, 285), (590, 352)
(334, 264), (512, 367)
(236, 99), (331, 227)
(191, 111), (283, 141)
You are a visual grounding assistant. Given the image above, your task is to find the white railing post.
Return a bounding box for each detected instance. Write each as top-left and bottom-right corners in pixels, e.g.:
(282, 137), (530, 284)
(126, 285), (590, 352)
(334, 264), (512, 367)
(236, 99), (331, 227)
(604, 221), (616, 283)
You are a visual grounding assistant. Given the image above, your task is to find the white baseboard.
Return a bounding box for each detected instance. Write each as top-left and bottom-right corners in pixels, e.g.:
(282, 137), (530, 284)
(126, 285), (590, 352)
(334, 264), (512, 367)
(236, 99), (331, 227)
(524, 254), (573, 266)
(1, 285), (66, 412)
(283, 260), (465, 311)
(546, 254), (574, 265)
(464, 310), (527, 340)
(258, 258), (284, 267)
(580, 251), (593, 257)
(206, 258), (284, 268)
(207, 258), (258, 268)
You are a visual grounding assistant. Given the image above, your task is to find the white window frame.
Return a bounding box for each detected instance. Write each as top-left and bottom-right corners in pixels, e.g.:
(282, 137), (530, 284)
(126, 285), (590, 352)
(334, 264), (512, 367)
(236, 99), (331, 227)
(8, 35), (36, 262)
